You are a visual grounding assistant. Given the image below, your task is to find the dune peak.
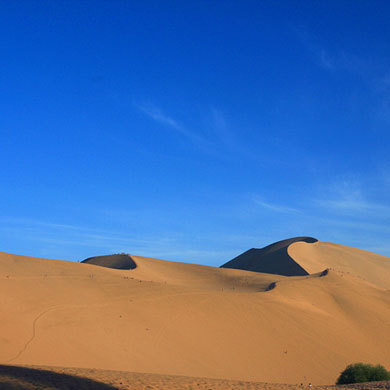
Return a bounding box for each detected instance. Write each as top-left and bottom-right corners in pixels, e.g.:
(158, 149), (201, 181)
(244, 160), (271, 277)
(220, 236), (318, 276)
(81, 254), (137, 270)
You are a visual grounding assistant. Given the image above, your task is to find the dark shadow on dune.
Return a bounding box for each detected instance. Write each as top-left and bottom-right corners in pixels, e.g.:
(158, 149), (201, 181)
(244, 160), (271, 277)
(320, 268), (329, 277)
(266, 281), (277, 291)
(0, 365), (119, 390)
(81, 254), (137, 270)
(221, 237), (318, 276)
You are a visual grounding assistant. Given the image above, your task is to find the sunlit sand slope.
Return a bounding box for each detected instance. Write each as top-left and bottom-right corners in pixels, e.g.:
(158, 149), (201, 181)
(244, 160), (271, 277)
(288, 241), (390, 289)
(1, 249), (390, 384)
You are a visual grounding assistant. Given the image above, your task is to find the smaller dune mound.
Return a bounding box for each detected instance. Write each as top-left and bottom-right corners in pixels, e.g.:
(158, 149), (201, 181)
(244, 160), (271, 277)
(221, 237), (318, 276)
(81, 254), (137, 270)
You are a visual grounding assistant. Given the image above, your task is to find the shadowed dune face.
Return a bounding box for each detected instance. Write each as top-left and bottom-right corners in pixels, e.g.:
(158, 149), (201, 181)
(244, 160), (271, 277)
(221, 237), (390, 289)
(221, 237), (318, 276)
(81, 254), (137, 270)
(0, 365), (118, 390)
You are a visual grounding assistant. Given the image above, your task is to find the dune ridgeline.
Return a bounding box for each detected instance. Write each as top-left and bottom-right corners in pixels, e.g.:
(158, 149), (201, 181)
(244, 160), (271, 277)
(1, 237), (390, 385)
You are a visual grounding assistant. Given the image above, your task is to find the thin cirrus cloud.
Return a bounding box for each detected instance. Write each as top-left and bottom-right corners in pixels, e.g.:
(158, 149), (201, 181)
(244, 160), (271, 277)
(0, 216), (237, 264)
(135, 103), (181, 130)
(318, 197), (390, 216)
(208, 107), (252, 158)
(252, 196), (300, 214)
(317, 217), (390, 234)
(295, 28), (336, 71)
(309, 44), (390, 125)
(210, 107), (234, 146)
(0, 217), (138, 247)
(296, 27), (369, 76)
(315, 182), (390, 216)
(134, 102), (211, 149)
(318, 48), (335, 70)
(134, 102), (261, 164)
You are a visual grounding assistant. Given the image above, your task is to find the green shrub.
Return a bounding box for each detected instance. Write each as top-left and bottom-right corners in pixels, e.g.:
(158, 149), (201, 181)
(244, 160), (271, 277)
(336, 363), (390, 384)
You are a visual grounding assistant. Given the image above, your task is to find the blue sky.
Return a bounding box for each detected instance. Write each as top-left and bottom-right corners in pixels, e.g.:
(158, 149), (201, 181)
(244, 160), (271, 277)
(1, 1), (390, 264)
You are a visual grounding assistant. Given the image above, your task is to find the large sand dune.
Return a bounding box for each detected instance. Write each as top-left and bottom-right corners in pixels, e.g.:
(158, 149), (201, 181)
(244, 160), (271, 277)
(221, 237), (390, 289)
(288, 241), (390, 289)
(221, 237), (318, 276)
(0, 240), (390, 385)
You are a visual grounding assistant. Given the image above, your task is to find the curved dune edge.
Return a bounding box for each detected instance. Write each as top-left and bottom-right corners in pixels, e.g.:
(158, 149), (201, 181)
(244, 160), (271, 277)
(81, 254), (137, 270)
(1, 247), (390, 384)
(220, 237), (318, 276)
(288, 241), (390, 289)
(127, 253), (286, 292)
(265, 268), (330, 291)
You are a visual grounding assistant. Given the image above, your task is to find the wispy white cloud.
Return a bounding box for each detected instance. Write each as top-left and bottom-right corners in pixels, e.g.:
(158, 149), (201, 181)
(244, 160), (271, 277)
(315, 216), (390, 234)
(252, 196), (300, 214)
(0, 217), (237, 264)
(313, 48), (367, 75)
(135, 102), (267, 164)
(210, 107), (253, 155)
(134, 102), (211, 150)
(316, 181), (390, 216)
(320, 198), (390, 214)
(296, 29), (337, 71)
(0, 217), (83, 231)
(296, 28), (369, 75)
(207, 107), (266, 163)
(0, 218), (143, 249)
(210, 107), (232, 144)
(318, 48), (335, 70)
(135, 103), (181, 130)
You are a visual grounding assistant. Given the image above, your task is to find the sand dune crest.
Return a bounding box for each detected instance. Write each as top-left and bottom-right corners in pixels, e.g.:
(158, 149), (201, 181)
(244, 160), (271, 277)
(82, 254), (137, 270)
(221, 237), (318, 276)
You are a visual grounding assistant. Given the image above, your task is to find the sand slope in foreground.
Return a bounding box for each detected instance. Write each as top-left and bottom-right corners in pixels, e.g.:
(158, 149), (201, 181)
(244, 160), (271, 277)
(0, 247), (390, 384)
(4, 365), (390, 390)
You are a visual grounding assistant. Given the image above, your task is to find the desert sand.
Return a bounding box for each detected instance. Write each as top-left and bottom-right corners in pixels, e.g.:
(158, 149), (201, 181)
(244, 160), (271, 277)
(2, 365), (390, 390)
(288, 240), (390, 289)
(1, 239), (390, 387)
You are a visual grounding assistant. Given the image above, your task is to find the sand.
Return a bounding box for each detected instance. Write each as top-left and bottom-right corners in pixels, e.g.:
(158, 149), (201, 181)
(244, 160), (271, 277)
(288, 241), (390, 289)
(0, 240), (390, 385)
(1, 365), (390, 390)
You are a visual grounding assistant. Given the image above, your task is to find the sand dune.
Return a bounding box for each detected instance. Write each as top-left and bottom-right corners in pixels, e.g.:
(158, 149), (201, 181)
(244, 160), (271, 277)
(288, 241), (390, 289)
(221, 238), (390, 290)
(0, 241), (390, 385)
(221, 237), (318, 276)
(82, 254), (137, 270)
